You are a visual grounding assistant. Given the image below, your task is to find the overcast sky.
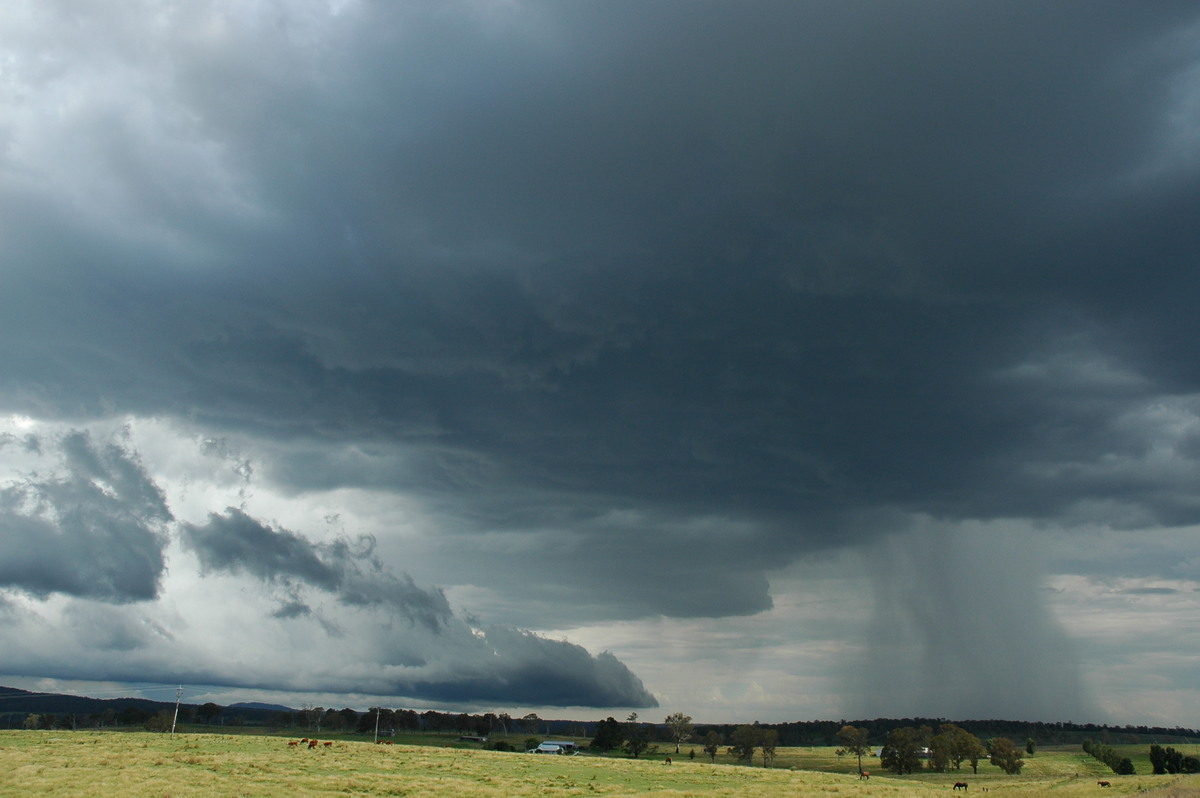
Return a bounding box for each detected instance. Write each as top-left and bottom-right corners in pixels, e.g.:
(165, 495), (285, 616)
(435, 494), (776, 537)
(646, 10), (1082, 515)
(2, 0), (1199, 727)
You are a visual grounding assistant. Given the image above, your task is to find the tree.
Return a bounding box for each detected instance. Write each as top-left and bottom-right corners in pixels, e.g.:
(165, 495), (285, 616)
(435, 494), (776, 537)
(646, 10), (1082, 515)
(22, 714), (40, 730)
(730, 724), (760, 765)
(702, 730), (722, 763)
(591, 717), (624, 751)
(964, 734), (988, 774)
(302, 704), (325, 732)
(521, 713), (541, 735)
(117, 706), (149, 726)
(195, 703), (222, 725)
(1026, 737), (1036, 756)
(835, 725), (871, 777)
(988, 737), (1025, 775)
(1181, 756), (1200, 774)
(664, 712), (694, 754)
(927, 744), (950, 772)
(144, 711), (173, 732)
(929, 723), (985, 773)
(622, 713), (651, 759)
(881, 727), (922, 775)
(622, 731), (651, 759)
(479, 713), (498, 738)
(759, 729), (779, 768)
(1151, 744), (1167, 775)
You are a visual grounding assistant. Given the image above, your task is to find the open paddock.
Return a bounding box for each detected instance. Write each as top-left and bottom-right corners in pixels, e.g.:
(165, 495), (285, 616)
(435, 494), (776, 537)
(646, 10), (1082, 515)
(0, 732), (1197, 797)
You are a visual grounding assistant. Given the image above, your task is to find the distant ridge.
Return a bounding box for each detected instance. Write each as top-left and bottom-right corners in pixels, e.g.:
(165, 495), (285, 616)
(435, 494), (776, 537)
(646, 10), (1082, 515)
(229, 701), (296, 713)
(0, 685), (291, 727)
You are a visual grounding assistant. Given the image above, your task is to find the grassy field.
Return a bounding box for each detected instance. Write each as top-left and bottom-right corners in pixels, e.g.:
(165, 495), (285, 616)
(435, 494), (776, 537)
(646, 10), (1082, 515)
(0, 731), (1197, 797)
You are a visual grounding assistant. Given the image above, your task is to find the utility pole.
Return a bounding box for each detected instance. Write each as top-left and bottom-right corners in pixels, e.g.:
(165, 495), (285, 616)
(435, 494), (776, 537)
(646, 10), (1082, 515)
(373, 707), (381, 744)
(170, 686), (182, 734)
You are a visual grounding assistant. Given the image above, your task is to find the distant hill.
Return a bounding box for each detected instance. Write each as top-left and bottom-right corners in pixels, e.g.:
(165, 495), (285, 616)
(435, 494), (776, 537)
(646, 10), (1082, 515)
(0, 685), (166, 717)
(229, 701), (296, 713)
(0, 685), (293, 729)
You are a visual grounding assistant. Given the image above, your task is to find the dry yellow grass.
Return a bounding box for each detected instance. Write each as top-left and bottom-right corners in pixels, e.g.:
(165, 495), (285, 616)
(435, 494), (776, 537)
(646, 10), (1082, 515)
(0, 732), (1197, 797)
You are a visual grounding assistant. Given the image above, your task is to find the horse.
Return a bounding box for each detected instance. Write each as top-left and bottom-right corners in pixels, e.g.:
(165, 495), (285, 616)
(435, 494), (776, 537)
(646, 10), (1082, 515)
(308, 739), (319, 749)
(859, 771), (870, 780)
(664, 757), (672, 765)
(1098, 781), (1111, 788)
(953, 782), (968, 790)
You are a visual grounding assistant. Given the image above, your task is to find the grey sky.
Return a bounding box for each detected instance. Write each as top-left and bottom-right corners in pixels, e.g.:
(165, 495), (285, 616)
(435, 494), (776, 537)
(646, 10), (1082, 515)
(1, 0), (1198, 724)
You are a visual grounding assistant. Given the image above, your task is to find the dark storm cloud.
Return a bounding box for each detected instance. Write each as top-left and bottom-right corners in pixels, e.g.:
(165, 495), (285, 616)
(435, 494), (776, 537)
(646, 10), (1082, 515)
(0, 431), (170, 602)
(402, 626), (658, 709)
(3, 0), (1200, 719)
(3, 2), (1198, 601)
(2, 1), (1195, 540)
(181, 507), (452, 629)
(182, 507), (341, 588)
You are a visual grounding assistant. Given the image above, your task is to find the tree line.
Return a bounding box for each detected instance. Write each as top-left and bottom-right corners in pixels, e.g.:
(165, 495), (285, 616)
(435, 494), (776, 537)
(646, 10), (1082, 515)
(695, 717), (1198, 748)
(1082, 738), (1136, 775)
(1149, 744), (1200, 775)
(587, 716), (1036, 776)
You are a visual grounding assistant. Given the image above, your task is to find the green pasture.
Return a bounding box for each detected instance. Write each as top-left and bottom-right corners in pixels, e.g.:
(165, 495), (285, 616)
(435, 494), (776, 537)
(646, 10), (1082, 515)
(0, 731), (1197, 797)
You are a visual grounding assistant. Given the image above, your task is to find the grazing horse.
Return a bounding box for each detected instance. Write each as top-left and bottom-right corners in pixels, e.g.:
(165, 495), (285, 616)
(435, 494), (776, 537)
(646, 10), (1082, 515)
(288, 740), (299, 747)
(1098, 781), (1111, 787)
(308, 739), (319, 749)
(953, 782), (968, 790)
(859, 771), (870, 780)
(664, 757), (672, 765)
(323, 741), (333, 748)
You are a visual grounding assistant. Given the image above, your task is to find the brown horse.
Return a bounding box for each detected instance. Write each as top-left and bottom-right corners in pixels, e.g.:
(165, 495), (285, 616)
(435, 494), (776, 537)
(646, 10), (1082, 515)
(954, 783), (968, 790)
